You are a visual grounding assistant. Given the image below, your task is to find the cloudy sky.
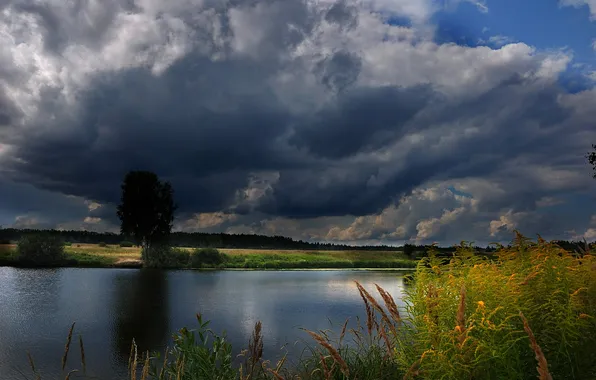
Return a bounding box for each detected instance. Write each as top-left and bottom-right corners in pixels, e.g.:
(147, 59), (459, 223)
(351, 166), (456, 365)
(1, 0), (596, 246)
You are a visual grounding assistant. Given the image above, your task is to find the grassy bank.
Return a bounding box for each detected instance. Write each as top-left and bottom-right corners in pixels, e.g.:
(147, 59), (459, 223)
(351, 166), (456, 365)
(0, 243), (415, 269)
(25, 233), (596, 379)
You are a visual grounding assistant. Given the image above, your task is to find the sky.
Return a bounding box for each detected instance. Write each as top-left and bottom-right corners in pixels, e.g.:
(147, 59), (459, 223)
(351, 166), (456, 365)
(1, 0), (596, 246)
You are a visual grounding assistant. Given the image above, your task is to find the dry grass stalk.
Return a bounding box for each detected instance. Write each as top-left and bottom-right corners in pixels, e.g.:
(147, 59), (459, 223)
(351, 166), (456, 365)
(27, 351), (40, 380)
(175, 356), (185, 380)
(519, 312), (553, 380)
(243, 320), (264, 379)
(355, 281), (396, 336)
(339, 318), (349, 346)
(456, 284), (467, 346)
(250, 321), (264, 364)
(130, 340), (139, 380)
(522, 270), (540, 285)
(79, 334), (86, 374)
(128, 338), (137, 371)
(355, 282), (374, 336)
(64, 369), (78, 380)
(62, 322), (76, 371)
(267, 368), (286, 380)
(378, 321), (393, 357)
(375, 283), (402, 324)
(306, 330), (350, 378)
(319, 354), (333, 380)
(141, 351), (150, 380)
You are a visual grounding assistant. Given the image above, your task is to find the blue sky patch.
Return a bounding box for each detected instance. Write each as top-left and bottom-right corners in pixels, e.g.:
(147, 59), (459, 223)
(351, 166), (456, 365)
(426, 0), (595, 89)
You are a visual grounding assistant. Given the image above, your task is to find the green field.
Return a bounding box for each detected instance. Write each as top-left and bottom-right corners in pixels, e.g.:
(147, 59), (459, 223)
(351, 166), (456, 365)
(0, 243), (416, 269)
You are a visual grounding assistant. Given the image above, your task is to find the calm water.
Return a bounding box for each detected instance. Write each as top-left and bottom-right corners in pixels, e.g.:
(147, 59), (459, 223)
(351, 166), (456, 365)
(0, 268), (408, 379)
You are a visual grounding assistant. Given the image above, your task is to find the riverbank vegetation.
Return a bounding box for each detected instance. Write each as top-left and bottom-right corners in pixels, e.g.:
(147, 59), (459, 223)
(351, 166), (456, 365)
(0, 239), (417, 269)
(23, 233), (596, 379)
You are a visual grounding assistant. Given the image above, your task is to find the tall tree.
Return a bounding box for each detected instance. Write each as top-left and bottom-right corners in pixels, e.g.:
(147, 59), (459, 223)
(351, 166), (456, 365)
(588, 144), (596, 179)
(116, 171), (177, 251)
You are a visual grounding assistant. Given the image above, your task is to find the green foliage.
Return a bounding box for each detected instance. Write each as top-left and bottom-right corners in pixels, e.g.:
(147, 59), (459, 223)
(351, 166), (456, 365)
(119, 241), (134, 247)
(142, 245), (190, 268)
(0, 245), (16, 265)
(146, 314), (236, 380)
(16, 234), (65, 266)
(116, 171), (177, 249)
(98, 242), (108, 247)
(392, 234), (596, 379)
(64, 241), (72, 247)
(190, 248), (226, 268)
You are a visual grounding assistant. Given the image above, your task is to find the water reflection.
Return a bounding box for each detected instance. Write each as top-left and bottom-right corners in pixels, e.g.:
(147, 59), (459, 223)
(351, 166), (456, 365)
(111, 270), (170, 364)
(0, 268), (408, 380)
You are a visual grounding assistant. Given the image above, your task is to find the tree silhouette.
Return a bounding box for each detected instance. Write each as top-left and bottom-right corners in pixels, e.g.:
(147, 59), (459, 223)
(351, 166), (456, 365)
(588, 144), (596, 179)
(116, 171), (177, 252)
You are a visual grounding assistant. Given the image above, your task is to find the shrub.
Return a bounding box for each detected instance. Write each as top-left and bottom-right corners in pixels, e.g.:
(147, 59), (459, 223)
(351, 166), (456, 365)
(16, 234), (65, 266)
(98, 242), (108, 247)
(64, 241), (72, 247)
(190, 248), (226, 268)
(142, 245), (190, 268)
(0, 238), (11, 245)
(119, 241), (134, 247)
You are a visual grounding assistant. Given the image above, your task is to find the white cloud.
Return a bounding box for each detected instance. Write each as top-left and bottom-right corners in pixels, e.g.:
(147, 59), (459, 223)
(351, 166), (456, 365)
(559, 0), (596, 20)
(489, 210), (529, 237)
(487, 35), (515, 47)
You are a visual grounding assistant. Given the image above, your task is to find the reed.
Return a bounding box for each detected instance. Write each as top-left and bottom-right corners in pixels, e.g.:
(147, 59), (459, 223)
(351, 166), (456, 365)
(61, 322), (75, 371)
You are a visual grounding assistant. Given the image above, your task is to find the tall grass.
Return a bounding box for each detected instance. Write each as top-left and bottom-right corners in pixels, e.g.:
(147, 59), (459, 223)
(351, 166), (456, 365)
(22, 232), (596, 379)
(393, 232), (596, 379)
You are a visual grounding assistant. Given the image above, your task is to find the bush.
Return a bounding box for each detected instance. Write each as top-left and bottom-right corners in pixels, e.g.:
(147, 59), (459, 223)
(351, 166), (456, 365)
(16, 234), (65, 266)
(64, 241), (72, 247)
(98, 242), (108, 247)
(142, 245), (190, 268)
(119, 241), (134, 247)
(0, 239), (11, 245)
(190, 248), (226, 268)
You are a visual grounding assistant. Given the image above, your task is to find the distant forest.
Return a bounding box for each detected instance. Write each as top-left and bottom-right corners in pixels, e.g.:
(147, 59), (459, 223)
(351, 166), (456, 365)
(0, 228), (592, 254)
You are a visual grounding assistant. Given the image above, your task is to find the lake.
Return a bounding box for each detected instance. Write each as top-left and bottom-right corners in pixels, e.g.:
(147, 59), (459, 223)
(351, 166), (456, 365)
(0, 268), (409, 379)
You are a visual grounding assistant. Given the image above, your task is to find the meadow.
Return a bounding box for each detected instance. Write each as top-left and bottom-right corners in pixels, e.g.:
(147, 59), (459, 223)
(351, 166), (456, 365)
(0, 243), (416, 269)
(21, 233), (596, 379)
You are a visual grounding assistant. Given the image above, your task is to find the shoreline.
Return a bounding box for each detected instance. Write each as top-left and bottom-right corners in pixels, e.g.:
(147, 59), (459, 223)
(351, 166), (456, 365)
(0, 262), (417, 271)
(0, 243), (418, 270)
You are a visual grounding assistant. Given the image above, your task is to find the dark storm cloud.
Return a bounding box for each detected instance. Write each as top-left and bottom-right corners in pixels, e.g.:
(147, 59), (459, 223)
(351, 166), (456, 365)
(0, 90), (19, 127)
(0, 180), (90, 222)
(5, 56), (294, 213)
(1, 0), (595, 242)
(289, 85), (434, 159)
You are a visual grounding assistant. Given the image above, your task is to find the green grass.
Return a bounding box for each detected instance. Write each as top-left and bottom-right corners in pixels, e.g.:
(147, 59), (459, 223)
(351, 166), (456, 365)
(0, 244), (415, 269)
(221, 252), (415, 269)
(0, 244), (123, 268)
